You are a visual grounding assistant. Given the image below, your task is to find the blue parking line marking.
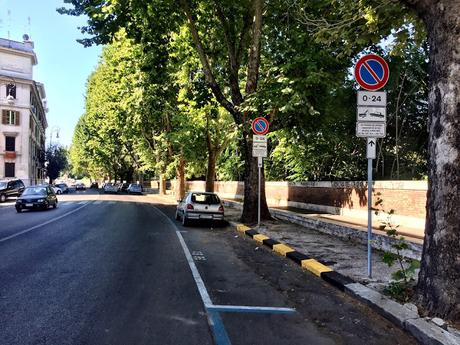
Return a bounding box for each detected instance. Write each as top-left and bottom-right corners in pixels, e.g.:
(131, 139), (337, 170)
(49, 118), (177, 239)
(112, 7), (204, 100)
(208, 310), (232, 345)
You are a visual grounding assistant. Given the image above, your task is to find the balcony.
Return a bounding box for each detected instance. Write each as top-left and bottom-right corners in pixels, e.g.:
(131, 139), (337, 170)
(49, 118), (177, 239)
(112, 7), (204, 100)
(4, 151), (16, 159)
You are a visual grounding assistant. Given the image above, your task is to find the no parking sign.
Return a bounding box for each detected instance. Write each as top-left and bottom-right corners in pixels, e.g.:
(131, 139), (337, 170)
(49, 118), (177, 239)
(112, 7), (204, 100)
(354, 54), (389, 91)
(251, 117), (269, 135)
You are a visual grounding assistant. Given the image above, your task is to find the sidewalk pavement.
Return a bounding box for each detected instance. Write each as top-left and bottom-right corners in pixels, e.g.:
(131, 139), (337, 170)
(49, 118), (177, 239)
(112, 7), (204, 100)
(145, 192), (460, 345)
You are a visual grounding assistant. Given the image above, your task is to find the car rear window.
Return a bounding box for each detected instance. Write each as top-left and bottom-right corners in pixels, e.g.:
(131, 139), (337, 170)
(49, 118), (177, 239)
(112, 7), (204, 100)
(23, 187), (47, 196)
(191, 193), (220, 204)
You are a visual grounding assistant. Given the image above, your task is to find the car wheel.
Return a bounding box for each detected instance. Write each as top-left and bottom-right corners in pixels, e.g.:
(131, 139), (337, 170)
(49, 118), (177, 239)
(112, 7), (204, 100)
(0, 193), (6, 203)
(182, 213), (189, 226)
(53, 202), (57, 209)
(57, 190), (61, 195)
(43, 202), (49, 210)
(16, 206), (22, 213)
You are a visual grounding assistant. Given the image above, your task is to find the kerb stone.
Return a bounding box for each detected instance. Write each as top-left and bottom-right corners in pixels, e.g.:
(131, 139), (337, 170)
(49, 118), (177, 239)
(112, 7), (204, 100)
(405, 318), (460, 345)
(345, 283), (418, 328)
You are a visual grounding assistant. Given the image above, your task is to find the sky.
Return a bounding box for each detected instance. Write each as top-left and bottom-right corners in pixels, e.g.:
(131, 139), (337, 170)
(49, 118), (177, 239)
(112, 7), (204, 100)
(0, 0), (102, 147)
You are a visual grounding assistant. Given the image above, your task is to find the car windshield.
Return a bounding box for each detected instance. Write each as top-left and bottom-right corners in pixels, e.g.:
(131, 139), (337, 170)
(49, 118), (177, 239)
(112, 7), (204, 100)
(0, 182), (7, 188)
(22, 187), (47, 196)
(191, 193), (220, 205)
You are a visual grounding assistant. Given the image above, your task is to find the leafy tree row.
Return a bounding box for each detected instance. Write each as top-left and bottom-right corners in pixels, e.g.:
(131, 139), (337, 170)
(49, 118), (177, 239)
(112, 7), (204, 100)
(62, 0), (459, 321)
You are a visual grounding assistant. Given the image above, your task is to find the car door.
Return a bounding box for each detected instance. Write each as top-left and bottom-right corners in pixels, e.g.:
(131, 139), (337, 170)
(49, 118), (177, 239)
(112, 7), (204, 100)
(16, 180), (25, 195)
(47, 186), (57, 204)
(7, 181), (15, 197)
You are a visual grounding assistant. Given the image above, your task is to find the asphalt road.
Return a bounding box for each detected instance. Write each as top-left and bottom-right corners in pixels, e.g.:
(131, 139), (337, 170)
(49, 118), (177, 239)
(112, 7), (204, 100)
(0, 190), (416, 345)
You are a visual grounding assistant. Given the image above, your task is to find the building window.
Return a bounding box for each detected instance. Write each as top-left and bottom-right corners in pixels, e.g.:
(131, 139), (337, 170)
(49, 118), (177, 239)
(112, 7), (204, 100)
(5, 136), (15, 151)
(2, 110), (20, 125)
(5, 162), (15, 177)
(6, 84), (16, 99)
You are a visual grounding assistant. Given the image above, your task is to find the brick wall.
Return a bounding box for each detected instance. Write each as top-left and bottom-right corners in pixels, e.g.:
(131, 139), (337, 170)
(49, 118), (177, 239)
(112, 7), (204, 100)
(184, 180), (427, 220)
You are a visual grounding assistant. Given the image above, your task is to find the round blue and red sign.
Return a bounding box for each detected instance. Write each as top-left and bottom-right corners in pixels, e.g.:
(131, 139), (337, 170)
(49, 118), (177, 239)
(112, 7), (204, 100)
(354, 54), (389, 91)
(251, 117), (269, 135)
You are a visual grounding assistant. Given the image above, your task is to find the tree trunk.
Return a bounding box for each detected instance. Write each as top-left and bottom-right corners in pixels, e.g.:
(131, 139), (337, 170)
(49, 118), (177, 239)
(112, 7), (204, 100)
(407, 0), (460, 322)
(159, 174), (166, 195)
(175, 158), (186, 201)
(241, 134), (271, 224)
(205, 150), (216, 192)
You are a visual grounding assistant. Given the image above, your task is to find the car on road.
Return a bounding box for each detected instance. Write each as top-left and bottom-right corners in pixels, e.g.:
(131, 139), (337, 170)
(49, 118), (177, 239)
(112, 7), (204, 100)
(175, 191), (224, 226)
(54, 183), (69, 194)
(0, 179), (25, 202)
(127, 183), (143, 195)
(75, 182), (86, 190)
(90, 182), (99, 189)
(15, 185), (58, 212)
(103, 183), (118, 194)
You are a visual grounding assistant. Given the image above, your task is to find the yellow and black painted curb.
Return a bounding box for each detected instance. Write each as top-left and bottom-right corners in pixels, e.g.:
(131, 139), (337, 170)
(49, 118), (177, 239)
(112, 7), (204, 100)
(235, 223), (355, 291)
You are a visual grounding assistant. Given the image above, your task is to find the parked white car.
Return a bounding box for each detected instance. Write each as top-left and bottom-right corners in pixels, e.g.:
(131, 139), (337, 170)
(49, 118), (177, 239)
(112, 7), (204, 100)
(175, 191), (224, 226)
(103, 183), (118, 194)
(52, 186), (63, 194)
(127, 183), (143, 195)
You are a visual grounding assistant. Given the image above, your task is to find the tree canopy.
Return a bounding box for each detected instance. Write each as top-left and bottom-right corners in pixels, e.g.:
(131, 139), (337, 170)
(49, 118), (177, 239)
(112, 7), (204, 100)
(61, 0), (460, 321)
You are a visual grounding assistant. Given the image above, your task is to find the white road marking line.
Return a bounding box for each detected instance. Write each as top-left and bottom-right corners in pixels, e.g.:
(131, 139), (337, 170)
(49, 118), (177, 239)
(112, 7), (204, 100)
(77, 201), (86, 205)
(176, 230), (214, 306)
(208, 305), (295, 314)
(0, 202), (91, 243)
(150, 205), (296, 345)
(150, 206), (297, 314)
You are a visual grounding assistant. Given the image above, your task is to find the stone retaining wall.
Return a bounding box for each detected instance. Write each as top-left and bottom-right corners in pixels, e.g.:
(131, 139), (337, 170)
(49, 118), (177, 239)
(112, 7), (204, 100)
(184, 180), (427, 223)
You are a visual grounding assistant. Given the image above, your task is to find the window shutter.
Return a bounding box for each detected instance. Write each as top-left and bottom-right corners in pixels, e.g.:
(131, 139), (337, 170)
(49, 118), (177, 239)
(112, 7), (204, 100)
(2, 110), (6, 124)
(15, 111), (20, 126)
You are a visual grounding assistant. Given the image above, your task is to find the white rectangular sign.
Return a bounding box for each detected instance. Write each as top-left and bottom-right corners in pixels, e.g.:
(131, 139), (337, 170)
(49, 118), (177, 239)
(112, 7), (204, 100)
(356, 122), (386, 138)
(253, 135), (267, 143)
(367, 138), (377, 159)
(357, 91), (387, 107)
(253, 147), (267, 157)
(357, 106), (387, 122)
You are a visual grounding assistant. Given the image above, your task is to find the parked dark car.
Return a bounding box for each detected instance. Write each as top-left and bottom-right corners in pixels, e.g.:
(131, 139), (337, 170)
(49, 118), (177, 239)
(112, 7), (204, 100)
(121, 182), (130, 192)
(90, 182), (99, 189)
(0, 179), (25, 202)
(15, 185), (58, 212)
(75, 182), (86, 190)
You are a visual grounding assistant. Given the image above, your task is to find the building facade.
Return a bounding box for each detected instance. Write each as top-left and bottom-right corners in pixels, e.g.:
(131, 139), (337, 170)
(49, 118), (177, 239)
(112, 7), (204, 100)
(0, 36), (48, 186)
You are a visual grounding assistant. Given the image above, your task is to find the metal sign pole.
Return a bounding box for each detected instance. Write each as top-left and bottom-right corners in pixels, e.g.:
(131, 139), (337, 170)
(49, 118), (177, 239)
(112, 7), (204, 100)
(367, 158), (373, 278)
(258, 156), (262, 228)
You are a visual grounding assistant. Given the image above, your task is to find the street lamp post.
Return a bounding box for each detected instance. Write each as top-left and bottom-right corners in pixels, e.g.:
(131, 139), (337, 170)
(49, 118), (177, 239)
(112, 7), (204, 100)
(49, 126), (60, 147)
